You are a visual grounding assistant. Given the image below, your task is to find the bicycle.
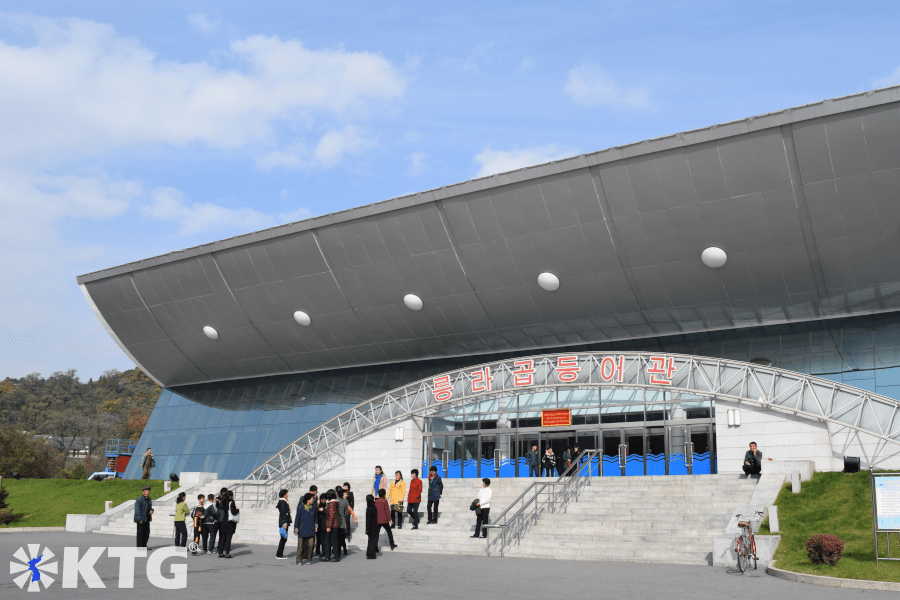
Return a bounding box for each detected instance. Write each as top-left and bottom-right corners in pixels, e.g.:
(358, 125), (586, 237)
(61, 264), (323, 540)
(734, 510), (764, 573)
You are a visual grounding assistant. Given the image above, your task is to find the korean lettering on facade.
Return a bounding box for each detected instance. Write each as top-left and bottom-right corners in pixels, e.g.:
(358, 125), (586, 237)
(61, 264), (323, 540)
(432, 354), (679, 402)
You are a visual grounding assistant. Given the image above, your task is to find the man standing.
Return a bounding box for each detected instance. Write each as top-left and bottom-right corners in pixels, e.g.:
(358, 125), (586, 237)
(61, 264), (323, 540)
(203, 494), (217, 554)
(743, 442), (764, 478)
(471, 478), (492, 539)
(426, 465), (443, 525)
(140, 448), (155, 480)
(407, 468), (422, 529)
(134, 485), (153, 548)
(526, 443), (540, 477)
(275, 489), (292, 559)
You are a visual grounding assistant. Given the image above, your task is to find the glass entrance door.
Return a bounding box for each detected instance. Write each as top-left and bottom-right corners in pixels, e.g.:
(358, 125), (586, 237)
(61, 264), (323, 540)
(624, 428), (645, 476)
(690, 425), (714, 474)
(480, 435), (497, 477)
(602, 429), (623, 476)
(668, 426), (689, 475)
(646, 427), (666, 475)
(518, 433), (540, 477)
(463, 436), (478, 477)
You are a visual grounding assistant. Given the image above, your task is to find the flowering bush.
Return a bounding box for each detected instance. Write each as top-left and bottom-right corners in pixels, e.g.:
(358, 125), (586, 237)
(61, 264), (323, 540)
(806, 534), (844, 566)
(0, 509), (16, 526)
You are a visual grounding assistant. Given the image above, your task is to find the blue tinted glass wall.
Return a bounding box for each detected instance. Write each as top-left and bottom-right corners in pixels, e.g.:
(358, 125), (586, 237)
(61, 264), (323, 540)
(125, 310), (900, 480)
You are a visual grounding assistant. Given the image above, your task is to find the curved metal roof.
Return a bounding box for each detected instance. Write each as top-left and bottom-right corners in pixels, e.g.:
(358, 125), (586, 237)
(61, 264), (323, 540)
(78, 86), (900, 387)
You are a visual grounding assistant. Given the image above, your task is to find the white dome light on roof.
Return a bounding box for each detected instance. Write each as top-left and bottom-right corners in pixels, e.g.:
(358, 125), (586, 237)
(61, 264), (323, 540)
(403, 294), (423, 310)
(202, 326), (219, 340)
(537, 272), (560, 291)
(293, 311), (311, 326)
(701, 247), (728, 268)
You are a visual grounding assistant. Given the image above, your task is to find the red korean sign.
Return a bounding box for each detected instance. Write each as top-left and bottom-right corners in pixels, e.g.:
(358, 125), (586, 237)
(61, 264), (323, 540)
(430, 354), (679, 403)
(541, 409), (572, 427)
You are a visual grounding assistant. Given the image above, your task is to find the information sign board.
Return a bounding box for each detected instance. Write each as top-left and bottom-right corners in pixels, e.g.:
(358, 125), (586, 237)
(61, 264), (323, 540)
(874, 476), (900, 529)
(541, 409), (571, 427)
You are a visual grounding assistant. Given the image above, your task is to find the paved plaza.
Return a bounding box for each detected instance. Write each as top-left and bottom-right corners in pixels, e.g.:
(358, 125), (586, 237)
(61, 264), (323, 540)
(0, 531), (893, 599)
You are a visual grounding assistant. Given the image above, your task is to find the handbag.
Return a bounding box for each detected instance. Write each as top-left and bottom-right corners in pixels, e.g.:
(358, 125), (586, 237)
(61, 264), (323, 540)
(278, 526), (287, 540)
(228, 508), (240, 523)
(391, 502), (404, 513)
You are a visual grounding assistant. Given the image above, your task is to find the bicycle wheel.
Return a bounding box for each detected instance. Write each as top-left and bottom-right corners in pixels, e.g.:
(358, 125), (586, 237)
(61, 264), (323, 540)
(750, 535), (758, 570)
(737, 533), (749, 573)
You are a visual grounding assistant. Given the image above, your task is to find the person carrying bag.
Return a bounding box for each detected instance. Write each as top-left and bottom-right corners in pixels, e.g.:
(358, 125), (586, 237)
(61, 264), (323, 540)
(387, 471), (406, 530)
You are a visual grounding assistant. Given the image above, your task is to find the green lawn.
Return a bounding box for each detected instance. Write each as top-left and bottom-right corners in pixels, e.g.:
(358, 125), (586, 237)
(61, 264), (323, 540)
(0, 479), (176, 528)
(758, 471), (900, 582)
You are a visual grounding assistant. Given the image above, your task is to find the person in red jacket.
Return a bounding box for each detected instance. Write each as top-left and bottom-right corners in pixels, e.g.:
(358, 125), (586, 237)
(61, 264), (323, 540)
(406, 468), (423, 530)
(374, 489), (396, 551)
(322, 490), (341, 562)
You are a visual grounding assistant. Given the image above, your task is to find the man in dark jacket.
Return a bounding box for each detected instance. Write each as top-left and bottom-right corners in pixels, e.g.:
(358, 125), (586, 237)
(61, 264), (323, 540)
(426, 465), (443, 524)
(203, 494), (217, 554)
(743, 442), (764, 478)
(276, 489), (292, 559)
(134, 485), (153, 547)
(526, 444), (540, 477)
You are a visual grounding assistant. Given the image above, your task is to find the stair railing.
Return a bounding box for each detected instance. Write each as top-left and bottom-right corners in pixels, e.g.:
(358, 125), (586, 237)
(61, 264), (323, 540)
(483, 449), (600, 557)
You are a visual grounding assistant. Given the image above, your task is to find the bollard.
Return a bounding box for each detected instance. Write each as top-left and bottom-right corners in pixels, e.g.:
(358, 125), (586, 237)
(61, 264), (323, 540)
(164, 481), (171, 493)
(791, 470), (801, 494)
(105, 501), (112, 512)
(769, 505), (780, 533)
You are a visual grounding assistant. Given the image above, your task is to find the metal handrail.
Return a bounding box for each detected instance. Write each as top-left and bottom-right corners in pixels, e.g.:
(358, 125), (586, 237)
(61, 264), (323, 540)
(483, 449), (601, 557)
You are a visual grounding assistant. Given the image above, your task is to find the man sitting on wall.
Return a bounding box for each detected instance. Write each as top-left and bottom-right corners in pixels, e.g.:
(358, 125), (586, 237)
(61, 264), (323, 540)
(743, 442), (763, 478)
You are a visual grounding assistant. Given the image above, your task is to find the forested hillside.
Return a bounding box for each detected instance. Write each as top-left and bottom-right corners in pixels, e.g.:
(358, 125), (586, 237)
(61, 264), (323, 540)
(0, 368), (160, 463)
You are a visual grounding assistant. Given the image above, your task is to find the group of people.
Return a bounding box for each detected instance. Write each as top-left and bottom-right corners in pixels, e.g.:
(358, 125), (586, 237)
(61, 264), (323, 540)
(271, 465), (445, 564)
(134, 484), (241, 558)
(524, 443), (581, 477)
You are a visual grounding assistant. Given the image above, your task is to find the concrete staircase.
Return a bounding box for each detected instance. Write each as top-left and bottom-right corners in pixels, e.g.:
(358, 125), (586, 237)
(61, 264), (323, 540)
(91, 475), (757, 566)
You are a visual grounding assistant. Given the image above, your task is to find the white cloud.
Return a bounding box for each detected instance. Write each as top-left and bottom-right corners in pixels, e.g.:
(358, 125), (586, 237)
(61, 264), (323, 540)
(563, 64), (651, 110)
(404, 130), (423, 143)
(278, 207), (313, 223)
(519, 57), (534, 71)
(408, 152), (427, 175)
(141, 188), (279, 235)
(473, 144), (579, 178)
(0, 16), (407, 162)
(187, 12), (219, 33)
(313, 125), (377, 167)
(873, 66), (900, 89)
(258, 125), (377, 169)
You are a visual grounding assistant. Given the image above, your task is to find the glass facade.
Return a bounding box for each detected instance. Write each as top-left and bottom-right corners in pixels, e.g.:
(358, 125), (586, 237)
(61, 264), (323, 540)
(424, 388), (716, 478)
(126, 310), (900, 480)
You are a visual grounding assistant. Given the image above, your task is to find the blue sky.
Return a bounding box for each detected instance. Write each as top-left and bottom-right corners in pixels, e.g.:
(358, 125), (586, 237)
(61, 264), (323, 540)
(1, 1), (898, 381)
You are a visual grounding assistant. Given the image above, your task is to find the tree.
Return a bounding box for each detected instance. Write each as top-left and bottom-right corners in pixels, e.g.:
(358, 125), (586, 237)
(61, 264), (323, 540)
(125, 407), (149, 440)
(0, 426), (63, 478)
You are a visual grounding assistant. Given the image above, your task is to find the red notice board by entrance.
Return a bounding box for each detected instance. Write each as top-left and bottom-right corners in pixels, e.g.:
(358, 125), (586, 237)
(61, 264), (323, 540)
(541, 409), (571, 427)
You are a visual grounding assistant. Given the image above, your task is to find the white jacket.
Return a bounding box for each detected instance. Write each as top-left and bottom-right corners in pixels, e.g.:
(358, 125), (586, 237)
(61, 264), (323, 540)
(477, 487), (493, 509)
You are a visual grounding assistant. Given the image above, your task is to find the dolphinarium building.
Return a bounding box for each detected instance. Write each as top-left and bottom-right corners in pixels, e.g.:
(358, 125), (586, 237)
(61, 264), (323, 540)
(78, 85), (900, 487)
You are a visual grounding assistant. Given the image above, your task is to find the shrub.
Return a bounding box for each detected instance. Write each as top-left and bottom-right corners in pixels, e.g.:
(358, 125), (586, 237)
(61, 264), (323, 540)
(0, 485), (8, 509)
(59, 464), (87, 480)
(806, 534), (844, 566)
(0, 509), (16, 526)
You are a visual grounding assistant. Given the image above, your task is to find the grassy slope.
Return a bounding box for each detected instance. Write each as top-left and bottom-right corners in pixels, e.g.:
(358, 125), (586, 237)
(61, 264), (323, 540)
(761, 471), (900, 582)
(0, 479), (175, 528)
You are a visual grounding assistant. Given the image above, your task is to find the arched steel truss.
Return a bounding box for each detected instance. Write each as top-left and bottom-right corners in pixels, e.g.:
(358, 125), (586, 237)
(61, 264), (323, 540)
(239, 352), (900, 501)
